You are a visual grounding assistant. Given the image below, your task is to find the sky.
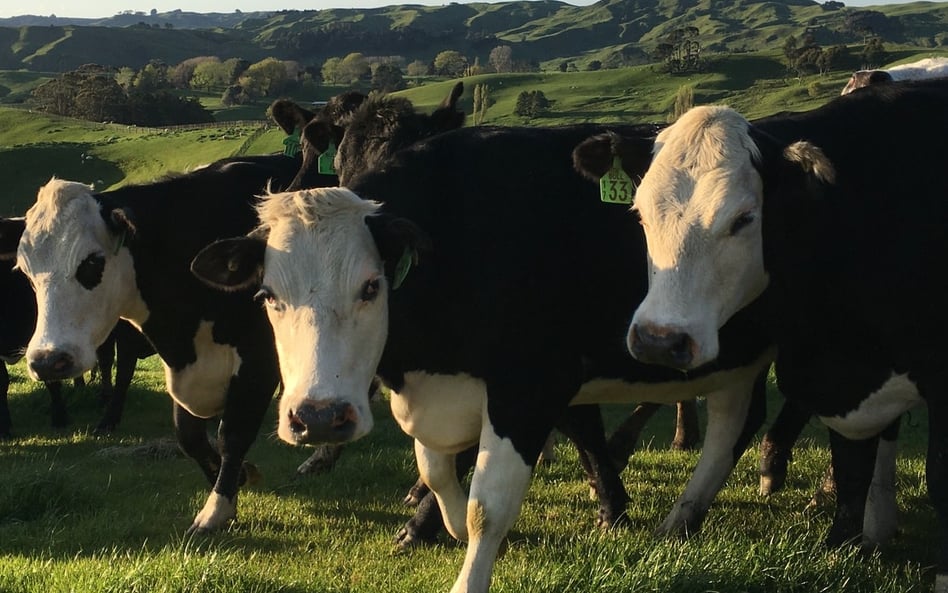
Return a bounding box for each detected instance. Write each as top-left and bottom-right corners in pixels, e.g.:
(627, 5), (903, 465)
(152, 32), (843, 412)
(0, 0), (932, 20)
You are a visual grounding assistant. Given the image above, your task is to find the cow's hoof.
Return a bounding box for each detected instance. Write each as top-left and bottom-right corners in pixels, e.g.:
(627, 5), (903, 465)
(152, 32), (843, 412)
(393, 525), (436, 551)
(596, 510), (631, 531)
(188, 491), (236, 535)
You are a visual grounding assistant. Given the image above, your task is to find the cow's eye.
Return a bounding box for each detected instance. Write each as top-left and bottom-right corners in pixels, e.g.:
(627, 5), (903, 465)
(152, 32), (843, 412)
(254, 286), (284, 312)
(730, 212), (755, 236)
(76, 253), (105, 290)
(361, 278), (380, 302)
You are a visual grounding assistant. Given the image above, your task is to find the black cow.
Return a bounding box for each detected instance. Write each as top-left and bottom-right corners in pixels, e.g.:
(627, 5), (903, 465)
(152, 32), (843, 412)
(0, 152), (338, 533)
(190, 122), (778, 593)
(624, 78), (948, 591)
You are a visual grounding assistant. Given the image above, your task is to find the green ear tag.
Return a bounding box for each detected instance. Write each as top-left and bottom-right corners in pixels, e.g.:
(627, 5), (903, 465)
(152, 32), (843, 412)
(317, 143), (337, 175)
(392, 247), (414, 290)
(113, 229), (127, 255)
(600, 156), (636, 205)
(283, 127), (301, 157)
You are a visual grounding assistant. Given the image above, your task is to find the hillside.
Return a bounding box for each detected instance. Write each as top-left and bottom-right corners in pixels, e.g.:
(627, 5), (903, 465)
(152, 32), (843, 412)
(1, 0), (947, 72)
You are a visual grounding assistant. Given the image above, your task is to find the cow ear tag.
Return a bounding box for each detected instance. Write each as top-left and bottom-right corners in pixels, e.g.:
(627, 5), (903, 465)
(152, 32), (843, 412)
(113, 229), (127, 255)
(600, 156), (635, 205)
(283, 127), (301, 157)
(318, 142), (337, 175)
(392, 246), (415, 290)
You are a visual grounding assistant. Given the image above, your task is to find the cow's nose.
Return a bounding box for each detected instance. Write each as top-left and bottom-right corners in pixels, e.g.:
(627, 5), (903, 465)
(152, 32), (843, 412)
(28, 349), (77, 381)
(287, 399), (358, 444)
(628, 323), (694, 370)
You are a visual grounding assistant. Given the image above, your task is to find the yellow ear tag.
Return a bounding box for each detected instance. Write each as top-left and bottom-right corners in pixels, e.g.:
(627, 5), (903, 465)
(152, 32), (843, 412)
(600, 156), (636, 205)
(318, 142), (337, 175)
(392, 247), (414, 290)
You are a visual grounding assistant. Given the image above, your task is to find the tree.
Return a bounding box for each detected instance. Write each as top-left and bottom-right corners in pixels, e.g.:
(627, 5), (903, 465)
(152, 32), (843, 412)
(513, 90), (552, 119)
(338, 53), (371, 84)
(321, 57), (342, 84)
(406, 60), (431, 77)
(861, 36), (887, 69)
(372, 62), (405, 92)
(587, 60), (602, 71)
(433, 50), (468, 77)
(473, 83), (490, 125)
(670, 85), (694, 123)
(488, 45), (513, 73)
(239, 57), (290, 99)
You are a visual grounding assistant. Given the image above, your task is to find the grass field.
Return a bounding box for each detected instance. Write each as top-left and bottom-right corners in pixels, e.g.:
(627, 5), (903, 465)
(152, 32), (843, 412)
(0, 358), (935, 593)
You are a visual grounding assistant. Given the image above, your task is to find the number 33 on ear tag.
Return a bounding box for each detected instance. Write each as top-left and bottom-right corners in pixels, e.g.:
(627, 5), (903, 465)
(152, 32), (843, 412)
(600, 156), (635, 205)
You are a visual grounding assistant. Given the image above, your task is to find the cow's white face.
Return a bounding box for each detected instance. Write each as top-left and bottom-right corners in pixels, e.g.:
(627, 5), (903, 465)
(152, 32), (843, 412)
(16, 179), (142, 380)
(629, 106), (769, 370)
(258, 188), (385, 445)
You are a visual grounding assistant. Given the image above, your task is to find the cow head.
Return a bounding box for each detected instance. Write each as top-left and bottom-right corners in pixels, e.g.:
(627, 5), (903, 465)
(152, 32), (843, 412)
(191, 187), (428, 446)
(840, 69), (894, 95)
(332, 82), (465, 185)
(14, 178), (143, 381)
(628, 105), (834, 370)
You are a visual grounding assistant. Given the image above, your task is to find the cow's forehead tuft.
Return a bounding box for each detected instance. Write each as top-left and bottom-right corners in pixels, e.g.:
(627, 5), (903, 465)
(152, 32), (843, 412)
(256, 187), (379, 234)
(25, 179), (98, 235)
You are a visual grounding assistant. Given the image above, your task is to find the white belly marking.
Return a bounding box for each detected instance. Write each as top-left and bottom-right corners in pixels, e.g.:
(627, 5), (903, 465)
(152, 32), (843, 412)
(389, 371), (485, 453)
(164, 321), (242, 418)
(820, 373), (922, 440)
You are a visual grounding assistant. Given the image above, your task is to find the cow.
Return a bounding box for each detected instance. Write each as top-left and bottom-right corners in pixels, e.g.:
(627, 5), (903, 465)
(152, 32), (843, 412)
(0, 255), (72, 437)
(0, 151), (339, 534)
(189, 122), (779, 593)
(841, 56), (948, 95)
(622, 78), (948, 592)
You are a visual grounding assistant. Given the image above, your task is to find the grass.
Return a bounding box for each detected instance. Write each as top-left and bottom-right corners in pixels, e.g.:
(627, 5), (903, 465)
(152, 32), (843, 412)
(0, 357), (935, 592)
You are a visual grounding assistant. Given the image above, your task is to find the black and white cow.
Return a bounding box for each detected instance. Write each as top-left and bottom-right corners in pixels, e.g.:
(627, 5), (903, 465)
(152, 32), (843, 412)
(190, 123), (778, 593)
(624, 78), (948, 591)
(0, 255), (71, 437)
(840, 56), (948, 95)
(0, 152), (337, 533)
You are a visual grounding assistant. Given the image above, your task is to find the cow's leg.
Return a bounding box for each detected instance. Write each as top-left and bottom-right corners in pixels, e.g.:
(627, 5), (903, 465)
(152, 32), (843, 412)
(46, 380), (68, 428)
(396, 446), (478, 549)
(415, 441), (469, 542)
(824, 428), (877, 547)
(557, 404), (629, 529)
(672, 400), (700, 451)
(449, 406), (542, 593)
(655, 367), (765, 537)
(296, 444), (345, 475)
(173, 403), (220, 486)
(95, 331), (116, 405)
(863, 417), (900, 546)
(606, 402), (662, 471)
(403, 475), (430, 506)
(188, 372), (272, 534)
(926, 396), (948, 593)
(95, 335), (136, 433)
(759, 399), (811, 495)
(0, 364), (11, 439)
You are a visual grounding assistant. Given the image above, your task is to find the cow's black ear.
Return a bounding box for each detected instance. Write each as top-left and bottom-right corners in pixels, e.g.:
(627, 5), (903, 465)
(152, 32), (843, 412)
(365, 214), (432, 288)
(301, 120), (341, 155)
(430, 81), (466, 132)
(191, 236), (267, 292)
(782, 141), (836, 186)
(270, 99), (316, 135)
(0, 217), (25, 260)
(572, 133), (617, 181)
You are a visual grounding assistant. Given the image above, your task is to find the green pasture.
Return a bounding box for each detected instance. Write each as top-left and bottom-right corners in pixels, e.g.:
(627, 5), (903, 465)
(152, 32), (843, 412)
(0, 358), (934, 593)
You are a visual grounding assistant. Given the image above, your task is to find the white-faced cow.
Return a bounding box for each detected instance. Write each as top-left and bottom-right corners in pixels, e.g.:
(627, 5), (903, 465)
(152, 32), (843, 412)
(626, 79), (948, 591)
(841, 56), (948, 95)
(191, 123), (779, 593)
(0, 152), (338, 533)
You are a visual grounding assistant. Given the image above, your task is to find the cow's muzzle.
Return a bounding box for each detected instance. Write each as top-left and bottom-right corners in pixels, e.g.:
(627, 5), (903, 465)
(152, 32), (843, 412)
(286, 399), (358, 445)
(28, 348), (80, 381)
(628, 323), (695, 370)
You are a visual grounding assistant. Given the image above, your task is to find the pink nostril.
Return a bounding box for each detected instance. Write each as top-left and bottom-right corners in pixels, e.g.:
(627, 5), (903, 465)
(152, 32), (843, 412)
(331, 405), (357, 428)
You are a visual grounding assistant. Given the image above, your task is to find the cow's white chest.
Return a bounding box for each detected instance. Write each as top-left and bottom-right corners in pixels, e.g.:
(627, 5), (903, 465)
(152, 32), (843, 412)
(819, 373), (923, 440)
(389, 371), (486, 454)
(164, 321), (241, 419)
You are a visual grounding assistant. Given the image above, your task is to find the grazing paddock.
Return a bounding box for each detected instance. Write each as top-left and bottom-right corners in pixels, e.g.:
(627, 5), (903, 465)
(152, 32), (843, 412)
(0, 357), (932, 593)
